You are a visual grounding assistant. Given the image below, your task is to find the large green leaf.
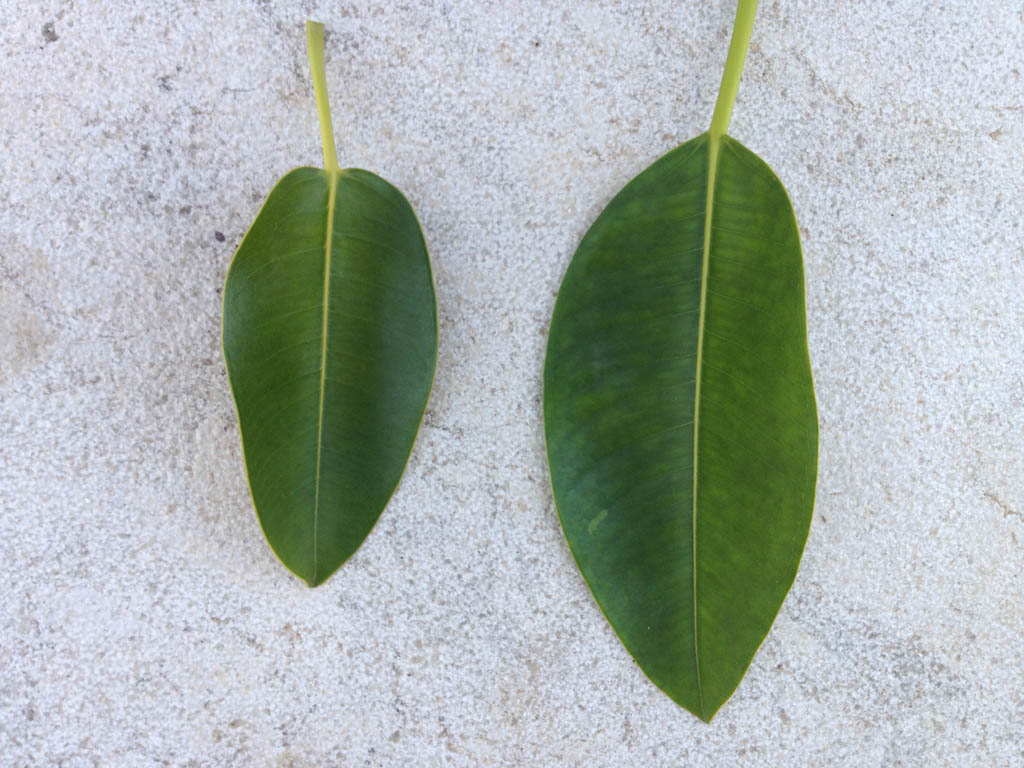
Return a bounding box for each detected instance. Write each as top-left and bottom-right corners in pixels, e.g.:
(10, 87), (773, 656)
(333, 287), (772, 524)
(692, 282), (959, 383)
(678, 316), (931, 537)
(543, 0), (817, 721)
(222, 23), (437, 586)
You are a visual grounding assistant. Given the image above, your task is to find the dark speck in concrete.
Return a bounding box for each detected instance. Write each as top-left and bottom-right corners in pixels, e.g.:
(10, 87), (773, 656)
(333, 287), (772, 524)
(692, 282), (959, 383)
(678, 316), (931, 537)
(158, 75), (173, 91)
(215, 231), (226, 242)
(984, 490), (1021, 519)
(42, 22), (58, 43)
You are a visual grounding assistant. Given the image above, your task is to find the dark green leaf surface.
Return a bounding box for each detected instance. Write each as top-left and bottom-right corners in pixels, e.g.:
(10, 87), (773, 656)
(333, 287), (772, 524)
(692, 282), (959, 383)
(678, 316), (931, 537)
(543, 132), (817, 720)
(223, 167), (436, 586)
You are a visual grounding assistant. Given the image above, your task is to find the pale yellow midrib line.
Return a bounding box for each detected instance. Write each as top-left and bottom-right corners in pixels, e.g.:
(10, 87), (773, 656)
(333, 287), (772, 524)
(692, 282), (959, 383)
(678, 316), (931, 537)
(311, 169), (339, 583)
(692, 133), (719, 717)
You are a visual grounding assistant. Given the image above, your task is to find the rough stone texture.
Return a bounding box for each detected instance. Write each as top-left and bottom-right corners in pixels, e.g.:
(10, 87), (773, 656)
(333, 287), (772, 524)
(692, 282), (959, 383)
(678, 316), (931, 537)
(1, 1), (1022, 765)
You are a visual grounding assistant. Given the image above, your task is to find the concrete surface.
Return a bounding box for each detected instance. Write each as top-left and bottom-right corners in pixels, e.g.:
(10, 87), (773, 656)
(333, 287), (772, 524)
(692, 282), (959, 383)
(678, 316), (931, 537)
(2, 1), (1023, 765)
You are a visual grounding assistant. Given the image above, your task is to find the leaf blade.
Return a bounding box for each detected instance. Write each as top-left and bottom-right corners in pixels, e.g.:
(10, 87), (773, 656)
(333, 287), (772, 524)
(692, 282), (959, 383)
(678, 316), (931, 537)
(223, 167), (437, 586)
(543, 133), (817, 720)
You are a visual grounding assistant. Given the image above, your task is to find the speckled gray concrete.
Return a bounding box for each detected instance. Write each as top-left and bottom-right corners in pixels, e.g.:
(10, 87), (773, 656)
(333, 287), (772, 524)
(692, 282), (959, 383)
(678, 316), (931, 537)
(1, 1), (1022, 765)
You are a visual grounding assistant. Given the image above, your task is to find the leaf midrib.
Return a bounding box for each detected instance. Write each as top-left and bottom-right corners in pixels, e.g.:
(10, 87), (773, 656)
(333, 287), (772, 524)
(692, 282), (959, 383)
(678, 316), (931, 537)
(311, 168), (339, 585)
(691, 132), (720, 718)
(688, 0), (757, 720)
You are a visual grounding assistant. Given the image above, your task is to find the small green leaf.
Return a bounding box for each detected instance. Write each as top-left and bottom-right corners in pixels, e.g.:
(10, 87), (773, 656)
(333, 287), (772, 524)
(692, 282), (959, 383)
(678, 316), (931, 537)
(543, 0), (817, 720)
(222, 22), (437, 586)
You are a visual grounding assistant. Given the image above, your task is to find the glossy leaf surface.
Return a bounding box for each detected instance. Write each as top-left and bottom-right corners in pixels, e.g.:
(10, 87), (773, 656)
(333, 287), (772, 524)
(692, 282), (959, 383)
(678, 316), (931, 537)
(222, 23), (436, 586)
(545, 131), (817, 721)
(223, 168), (436, 586)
